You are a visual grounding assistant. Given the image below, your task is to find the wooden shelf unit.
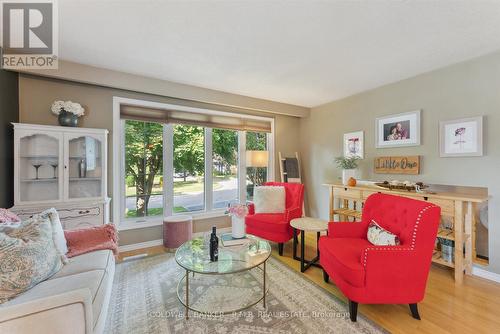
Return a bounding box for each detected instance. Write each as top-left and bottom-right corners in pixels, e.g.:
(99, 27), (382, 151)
(333, 208), (362, 221)
(324, 183), (488, 284)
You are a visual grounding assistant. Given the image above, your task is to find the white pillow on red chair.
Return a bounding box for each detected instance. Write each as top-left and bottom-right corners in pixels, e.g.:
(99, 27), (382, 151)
(254, 186), (286, 214)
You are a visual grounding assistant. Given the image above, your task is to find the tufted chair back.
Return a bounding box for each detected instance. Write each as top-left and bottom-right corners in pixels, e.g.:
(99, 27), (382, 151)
(263, 182), (304, 212)
(361, 193), (441, 250)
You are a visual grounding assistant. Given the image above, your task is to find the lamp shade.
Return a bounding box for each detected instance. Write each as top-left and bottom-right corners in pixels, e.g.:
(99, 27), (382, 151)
(246, 150), (269, 167)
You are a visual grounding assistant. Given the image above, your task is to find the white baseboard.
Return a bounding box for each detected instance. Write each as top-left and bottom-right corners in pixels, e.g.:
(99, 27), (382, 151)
(472, 266), (500, 284)
(118, 227), (232, 253)
(118, 239), (163, 252)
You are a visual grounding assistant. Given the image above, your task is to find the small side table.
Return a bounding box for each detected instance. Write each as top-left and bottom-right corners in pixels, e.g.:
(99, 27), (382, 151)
(290, 217), (328, 273)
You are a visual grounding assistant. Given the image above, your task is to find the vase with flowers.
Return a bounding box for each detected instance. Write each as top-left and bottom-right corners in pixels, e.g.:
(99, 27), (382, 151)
(225, 203), (248, 239)
(51, 100), (85, 127)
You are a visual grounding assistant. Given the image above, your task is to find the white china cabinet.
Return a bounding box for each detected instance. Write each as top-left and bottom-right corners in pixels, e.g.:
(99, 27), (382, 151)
(12, 123), (110, 229)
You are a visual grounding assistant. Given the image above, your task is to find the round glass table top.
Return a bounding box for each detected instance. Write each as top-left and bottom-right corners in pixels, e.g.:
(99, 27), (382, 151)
(175, 234), (271, 274)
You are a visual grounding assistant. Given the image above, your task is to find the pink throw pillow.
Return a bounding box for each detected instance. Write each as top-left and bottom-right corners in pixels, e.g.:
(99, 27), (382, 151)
(0, 209), (21, 224)
(64, 224), (119, 258)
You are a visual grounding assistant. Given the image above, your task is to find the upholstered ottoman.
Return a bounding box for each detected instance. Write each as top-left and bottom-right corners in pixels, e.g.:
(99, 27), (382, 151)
(163, 215), (193, 249)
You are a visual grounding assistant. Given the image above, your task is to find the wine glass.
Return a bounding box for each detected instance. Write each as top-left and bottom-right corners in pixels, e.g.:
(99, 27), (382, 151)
(50, 163), (58, 179)
(32, 161), (42, 180)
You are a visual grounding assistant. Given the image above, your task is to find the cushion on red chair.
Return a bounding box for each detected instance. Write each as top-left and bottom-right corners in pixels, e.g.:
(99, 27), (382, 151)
(264, 182), (303, 209)
(245, 213), (288, 234)
(319, 237), (370, 287)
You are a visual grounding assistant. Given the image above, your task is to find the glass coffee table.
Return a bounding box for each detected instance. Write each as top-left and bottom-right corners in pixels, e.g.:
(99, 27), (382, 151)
(175, 234), (271, 319)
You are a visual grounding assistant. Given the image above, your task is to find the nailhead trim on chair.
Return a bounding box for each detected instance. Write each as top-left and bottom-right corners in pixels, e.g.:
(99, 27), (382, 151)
(362, 205), (437, 267)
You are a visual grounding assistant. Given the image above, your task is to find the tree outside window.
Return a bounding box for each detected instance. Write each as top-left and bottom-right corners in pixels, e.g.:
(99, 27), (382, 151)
(124, 120), (163, 218)
(246, 131), (268, 199)
(213, 128), (238, 208)
(123, 121), (270, 220)
(173, 125), (205, 212)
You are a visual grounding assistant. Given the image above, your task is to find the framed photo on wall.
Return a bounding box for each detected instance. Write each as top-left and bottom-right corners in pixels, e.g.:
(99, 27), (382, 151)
(344, 131), (364, 158)
(375, 110), (421, 148)
(440, 116), (483, 157)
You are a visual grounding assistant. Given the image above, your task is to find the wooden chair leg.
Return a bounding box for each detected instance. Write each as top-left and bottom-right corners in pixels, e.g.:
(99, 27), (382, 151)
(323, 270), (329, 283)
(278, 243), (284, 256)
(409, 303), (421, 320)
(349, 300), (358, 322)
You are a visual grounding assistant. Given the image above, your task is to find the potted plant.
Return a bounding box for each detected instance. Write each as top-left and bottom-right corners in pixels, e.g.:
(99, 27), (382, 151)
(51, 100), (85, 127)
(334, 156), (360, 185)
(225, 203), (248, 239)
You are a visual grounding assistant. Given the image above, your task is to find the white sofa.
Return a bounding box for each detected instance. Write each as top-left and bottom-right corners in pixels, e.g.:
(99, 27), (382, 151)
(0, 250), (115, 334)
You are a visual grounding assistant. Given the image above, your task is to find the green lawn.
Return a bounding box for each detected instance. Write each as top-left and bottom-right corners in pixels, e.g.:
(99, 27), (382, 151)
(125, 206), (188, 218)
(125, 175), (234, 196)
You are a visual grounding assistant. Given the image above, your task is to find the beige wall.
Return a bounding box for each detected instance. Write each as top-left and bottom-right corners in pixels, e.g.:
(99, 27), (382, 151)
(300, 51), (500, 274)
(20, 60), (309, 118)
(18, 75), (302, 245)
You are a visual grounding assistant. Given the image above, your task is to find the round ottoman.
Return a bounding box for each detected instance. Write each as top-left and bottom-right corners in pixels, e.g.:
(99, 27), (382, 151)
(163, 215), (193, 249)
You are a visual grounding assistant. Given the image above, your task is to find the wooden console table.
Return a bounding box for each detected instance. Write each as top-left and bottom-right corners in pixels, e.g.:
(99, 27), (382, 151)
(324, 183), (488, 284)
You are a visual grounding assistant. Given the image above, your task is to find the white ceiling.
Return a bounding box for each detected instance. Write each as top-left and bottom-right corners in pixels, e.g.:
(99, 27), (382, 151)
(59, 0), (500, 108)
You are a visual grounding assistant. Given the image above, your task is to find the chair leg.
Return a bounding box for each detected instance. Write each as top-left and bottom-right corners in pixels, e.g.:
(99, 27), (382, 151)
(278, 243), (284, 256)
(323, 269), (329, 283)
(348, 300), (358, 322)
(409, 303), (421, 320)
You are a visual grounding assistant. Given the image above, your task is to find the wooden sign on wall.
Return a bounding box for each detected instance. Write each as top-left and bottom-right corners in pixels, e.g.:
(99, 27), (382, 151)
(374, 156), (420, 175)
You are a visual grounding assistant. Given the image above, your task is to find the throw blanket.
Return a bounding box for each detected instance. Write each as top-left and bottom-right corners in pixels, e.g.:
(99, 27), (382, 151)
(284, 158), (300, 178)
(65, 224), (119, 258)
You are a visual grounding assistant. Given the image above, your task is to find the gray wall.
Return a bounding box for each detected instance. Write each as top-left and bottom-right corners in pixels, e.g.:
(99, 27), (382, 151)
(18, 75), (302, 245)
(300, 51), (500, 274)
(0, 69), (19, 208)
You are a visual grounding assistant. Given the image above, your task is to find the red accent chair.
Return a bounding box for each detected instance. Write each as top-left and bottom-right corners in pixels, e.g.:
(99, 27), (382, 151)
(319, 193), (441, 321)
(245, 182), (304, 256)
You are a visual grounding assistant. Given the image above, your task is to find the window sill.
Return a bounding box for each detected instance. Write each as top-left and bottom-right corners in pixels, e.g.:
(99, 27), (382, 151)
(117, 209), (228, 231)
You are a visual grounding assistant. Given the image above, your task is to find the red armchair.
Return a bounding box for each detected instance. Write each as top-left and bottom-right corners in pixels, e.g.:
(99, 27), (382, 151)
(319, 193), (441, 321)
(245, 182), (304, 256)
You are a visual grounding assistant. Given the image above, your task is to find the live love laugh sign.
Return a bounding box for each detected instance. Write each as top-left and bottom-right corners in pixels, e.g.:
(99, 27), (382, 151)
(374, 156), (420, 175)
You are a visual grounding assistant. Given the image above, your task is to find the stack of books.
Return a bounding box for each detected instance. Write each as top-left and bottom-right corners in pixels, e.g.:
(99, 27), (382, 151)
(220, 233), (249, 247)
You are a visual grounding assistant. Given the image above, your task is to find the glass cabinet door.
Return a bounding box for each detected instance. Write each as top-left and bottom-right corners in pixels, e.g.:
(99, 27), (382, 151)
(66, 135), (103, 199)
(18, 132), (62, 202)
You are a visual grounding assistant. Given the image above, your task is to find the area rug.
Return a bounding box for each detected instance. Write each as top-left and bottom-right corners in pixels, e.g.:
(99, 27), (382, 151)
(104, 253), (387, 333)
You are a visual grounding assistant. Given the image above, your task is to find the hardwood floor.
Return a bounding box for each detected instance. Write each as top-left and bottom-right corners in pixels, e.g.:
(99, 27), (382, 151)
(119, 232), (500, 334)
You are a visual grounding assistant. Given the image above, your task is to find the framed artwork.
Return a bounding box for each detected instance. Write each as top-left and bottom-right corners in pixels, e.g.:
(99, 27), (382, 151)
(440, 116), (483, 157)
(375, 110), (421, 148)
(344, 131), (364, 158)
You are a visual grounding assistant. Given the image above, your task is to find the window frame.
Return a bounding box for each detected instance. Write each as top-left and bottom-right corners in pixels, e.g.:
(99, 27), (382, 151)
(113, 97), (274, 230)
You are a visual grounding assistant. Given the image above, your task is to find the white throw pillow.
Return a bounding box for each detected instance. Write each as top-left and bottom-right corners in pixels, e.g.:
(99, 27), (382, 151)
(367, 220), (400, 246)
(254, 186), (286, 214)
(36, 208), (68, 255)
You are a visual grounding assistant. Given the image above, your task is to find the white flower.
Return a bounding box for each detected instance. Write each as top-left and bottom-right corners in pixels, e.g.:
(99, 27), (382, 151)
(51, 100), (85, 117)
(51, 100), (65, 115)
(65, 101), (85, 117)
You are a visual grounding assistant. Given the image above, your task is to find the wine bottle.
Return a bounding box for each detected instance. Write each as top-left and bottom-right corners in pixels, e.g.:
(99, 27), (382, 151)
(209, 226), (219, 262)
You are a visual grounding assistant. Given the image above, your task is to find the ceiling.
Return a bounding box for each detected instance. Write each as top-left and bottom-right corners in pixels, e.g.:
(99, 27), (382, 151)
(59, 0), (500, 108)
